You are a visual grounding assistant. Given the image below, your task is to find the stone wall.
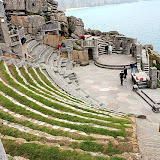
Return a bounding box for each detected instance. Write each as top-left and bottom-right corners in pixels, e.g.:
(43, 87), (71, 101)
(11, 15), (45, 35)
(43, 34), (59, 48)
(71, 50), (89, 65)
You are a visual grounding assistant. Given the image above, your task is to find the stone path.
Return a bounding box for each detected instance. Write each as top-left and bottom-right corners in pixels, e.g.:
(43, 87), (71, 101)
(75, 60), (160, 160)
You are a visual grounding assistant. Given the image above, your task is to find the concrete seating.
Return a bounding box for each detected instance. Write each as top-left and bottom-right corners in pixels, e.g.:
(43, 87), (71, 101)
(25, 39), (103, 107)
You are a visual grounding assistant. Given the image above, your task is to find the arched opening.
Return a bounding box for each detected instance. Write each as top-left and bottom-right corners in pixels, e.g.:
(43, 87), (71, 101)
(88, 48), (93, 60)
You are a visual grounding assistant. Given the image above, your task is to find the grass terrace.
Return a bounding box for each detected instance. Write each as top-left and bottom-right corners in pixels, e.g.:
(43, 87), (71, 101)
(0, 60), (139, 160)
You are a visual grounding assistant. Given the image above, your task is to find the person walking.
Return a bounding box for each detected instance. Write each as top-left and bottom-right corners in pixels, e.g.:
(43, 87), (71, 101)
(119, 71), (124, 86)
(124, 66), (127, 79)
(130, 61), (135, 73)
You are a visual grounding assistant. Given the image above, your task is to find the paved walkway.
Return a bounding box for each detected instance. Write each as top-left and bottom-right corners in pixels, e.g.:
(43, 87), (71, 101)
(98, 54), (136, 66)
(75, 61), (160, 160)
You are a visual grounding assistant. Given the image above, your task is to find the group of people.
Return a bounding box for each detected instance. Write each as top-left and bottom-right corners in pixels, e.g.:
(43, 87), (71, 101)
(119, 62), (135, 86)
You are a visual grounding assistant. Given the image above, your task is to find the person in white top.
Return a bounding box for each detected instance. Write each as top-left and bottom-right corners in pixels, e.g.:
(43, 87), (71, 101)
(108, 45), (112, 54)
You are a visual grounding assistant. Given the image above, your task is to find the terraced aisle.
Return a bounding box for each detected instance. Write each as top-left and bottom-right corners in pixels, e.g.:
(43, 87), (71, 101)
(0, 60), (141, 160)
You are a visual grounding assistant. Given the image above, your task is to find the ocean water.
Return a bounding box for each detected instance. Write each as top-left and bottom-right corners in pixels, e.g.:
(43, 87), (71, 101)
(66, 0), (160, 54)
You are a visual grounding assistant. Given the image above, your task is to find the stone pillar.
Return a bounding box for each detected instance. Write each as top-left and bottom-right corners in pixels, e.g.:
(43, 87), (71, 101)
(126, 41), (130, 55)
(81, 39), (84, 47)
(67, 51), (72, 61)
(150, 67), (157, 89)
(0, 46), (2, 56)
(0, 139), (8, 160)
(115, 37), (120, 51)
(93, 39), (98, 60)
(0, 1), (5, 18)
(158, 70), (160, 80)
(136, 44), (141, 57)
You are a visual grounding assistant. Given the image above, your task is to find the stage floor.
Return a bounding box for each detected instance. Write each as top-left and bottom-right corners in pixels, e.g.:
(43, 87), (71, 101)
(97, 53), (136, 66)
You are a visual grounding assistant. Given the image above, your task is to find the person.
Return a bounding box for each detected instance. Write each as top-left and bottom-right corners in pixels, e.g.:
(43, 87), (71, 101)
(98, 43), (101, 52)
(119, 71), (124, 86)
(108, 45), (112, 54)
(81, 35), (85, 40)
(61, 42), (66, 48)
(57, 43), (62, 50)
(124, 66), (127, 79)
(105, 45), (109, 54)
(130, 62), (135, 73)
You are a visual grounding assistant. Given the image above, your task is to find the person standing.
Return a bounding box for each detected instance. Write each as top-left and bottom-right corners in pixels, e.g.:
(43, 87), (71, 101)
(119, 71), (124, 86)
(108, 44), (112, 54)
(61, 42), (66, 48)
(57, 43), (62, 50)
(81, 35), (85, 40)
(124, 66), (127, 79)
(130, 62), (135, 73)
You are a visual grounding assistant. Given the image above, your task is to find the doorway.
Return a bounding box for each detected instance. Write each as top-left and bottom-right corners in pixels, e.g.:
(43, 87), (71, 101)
(88, 48), (93, 60)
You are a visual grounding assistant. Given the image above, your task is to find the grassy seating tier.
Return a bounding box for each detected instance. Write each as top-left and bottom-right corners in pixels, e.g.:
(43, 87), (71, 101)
(0, 60), (138, 160)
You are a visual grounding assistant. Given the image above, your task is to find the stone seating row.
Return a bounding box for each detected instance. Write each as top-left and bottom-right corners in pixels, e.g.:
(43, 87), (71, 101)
(26, 39), (103, 107)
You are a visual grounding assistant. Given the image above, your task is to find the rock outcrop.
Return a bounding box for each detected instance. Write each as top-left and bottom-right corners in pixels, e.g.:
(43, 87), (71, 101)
(4, 0), (58, 14)
(68, 16), (84, 39)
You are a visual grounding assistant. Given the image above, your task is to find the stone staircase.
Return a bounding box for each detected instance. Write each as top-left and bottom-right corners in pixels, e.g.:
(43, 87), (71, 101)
(97, 39), (108, 55)
(142, 49), (150, 76)
(136, 118), (160, 160)
(112, 46), (123, 54)
(143, 62), (150, 76)
(137, 81), (148, 89)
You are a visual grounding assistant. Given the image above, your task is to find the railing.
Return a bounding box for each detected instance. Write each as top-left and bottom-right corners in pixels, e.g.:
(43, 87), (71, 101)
(83, 40), (96, 47)
(60, 46), (73, 53)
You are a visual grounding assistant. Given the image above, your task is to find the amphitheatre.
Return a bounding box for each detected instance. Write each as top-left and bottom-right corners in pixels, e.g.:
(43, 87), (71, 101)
(0, 0), (160, 160)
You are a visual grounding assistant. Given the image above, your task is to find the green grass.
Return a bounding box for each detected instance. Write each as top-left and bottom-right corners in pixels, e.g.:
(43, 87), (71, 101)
(0, 111), (95, 141)
(0, 124), (45, 143)
(2, 139), (108, 160)
(70, 141), (122, 156)
(2, 63), (131, 128)
(0, 87), (126, 138)
(12, 65), (121, 121)
(2, 139), (125, 160)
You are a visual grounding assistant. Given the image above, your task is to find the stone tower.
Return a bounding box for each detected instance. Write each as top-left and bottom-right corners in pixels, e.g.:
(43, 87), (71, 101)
(0, 139), (8, 160)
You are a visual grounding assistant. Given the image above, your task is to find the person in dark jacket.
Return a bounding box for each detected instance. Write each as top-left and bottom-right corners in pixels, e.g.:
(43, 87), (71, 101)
(61, 42), (66, 47)
(119, 71), (124, 86)
(124, 66), (127, 79)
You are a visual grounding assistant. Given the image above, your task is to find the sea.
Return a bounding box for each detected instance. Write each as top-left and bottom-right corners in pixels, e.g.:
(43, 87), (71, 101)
(66, 0), (160, 54)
